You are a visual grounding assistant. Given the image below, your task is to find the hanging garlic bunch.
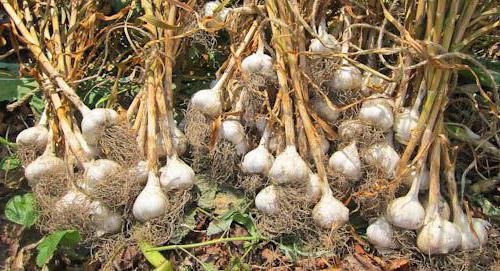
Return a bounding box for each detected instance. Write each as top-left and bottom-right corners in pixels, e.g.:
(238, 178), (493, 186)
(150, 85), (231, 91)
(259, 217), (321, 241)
(329, 141), (362, 181)
(80, 159), (122, 193)
(16, 109), (48, 151)
(204, 1), (231, 22)
(241, 33), (274, 77)
(133, 171), (169, 222)
(367, 216), (398, 252)
(364, 138), (400, 178)
(241, 125), (274, 175)
(312, 182), (349, 229)
(311, 94), (340, 123)
(309, 19), (340, 53)
(359, 95), (394, 132)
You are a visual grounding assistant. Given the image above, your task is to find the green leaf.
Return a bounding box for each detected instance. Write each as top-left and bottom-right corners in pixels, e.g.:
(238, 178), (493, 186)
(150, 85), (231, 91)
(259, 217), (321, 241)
(195, 175), (218, 209)
(1, 155), (21, 171)
(5, 193), (38, 227)
(30, 94), (45, 114)
(459, 58), (500, 89)
(36, 230), (81, 267)
(206, 217), (233, 236)
(232, 213), (257, 237)
(471, 195), (500, 220)
(0, 77), (39, 102)
(139, 241), (173, 271)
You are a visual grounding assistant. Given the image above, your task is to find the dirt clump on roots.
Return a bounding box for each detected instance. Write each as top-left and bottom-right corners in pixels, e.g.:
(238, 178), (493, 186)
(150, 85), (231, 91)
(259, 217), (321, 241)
(184, 106), (211, 150)
(193, 140), (241, 185)
(131, 190), (192, 246)
(99, 122), (142, 166)
(91, 170), (143, 213)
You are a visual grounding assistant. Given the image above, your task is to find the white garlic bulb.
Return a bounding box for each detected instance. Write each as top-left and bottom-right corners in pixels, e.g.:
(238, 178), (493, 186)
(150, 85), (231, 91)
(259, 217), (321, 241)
(190, 88), (222, 117)
(417, 215), (462, 255)
(255, 185), (279, 215)
(82, 159), (121, 193)
(219, 119), (248, 155)
(55, 190), (91, 212)
(309, 19), (340, 53)
(241, 145), (274, 175)
(269, 146), (309, 184)
(337, 119), (370, 141)
(81, 108), (119, 146)
(454, 211), (490, 250)
(312, 190), (349, 229)
(403, 165), (430, 190)
(133, 172), (169, 222)
(241, 52), (274, 77)
(311, 95), (340, 123)
(16, 126), (48, 151)
(318, 130), (330, 155)
(307, 173), (322, 204)
(329, 141), (362, 181)
(159, 156), (195, 191)
(204, 1), (231, 22)
(359, 96), (394, 132)
(329, 66), (362, 91)
(367, 217), (398, 252)
(421, 195), (451, 221)
(173, 126), (188, 156)
(394, 107), (418, 145)
(90, 201), (123, 236)
(25, 154), (66, 187)
(364, 142), (400, 178)
(132, 160), (148, 184)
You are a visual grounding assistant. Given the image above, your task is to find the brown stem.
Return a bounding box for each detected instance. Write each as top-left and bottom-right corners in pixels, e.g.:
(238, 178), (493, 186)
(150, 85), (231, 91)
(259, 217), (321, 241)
(145, 66), (158, 169)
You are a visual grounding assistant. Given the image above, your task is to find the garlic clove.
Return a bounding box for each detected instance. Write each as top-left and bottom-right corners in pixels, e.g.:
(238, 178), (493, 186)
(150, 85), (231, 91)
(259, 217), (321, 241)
(90, 201), (123, 236)
(328, 65), (363, 91)
(241, 52), (274, 77)
(307, 173), (322, 204)
(25, 154), (66, 187)
(269, 146), (309, 184)
(241, 145), (274, 175)
(367, 217), (398, 252)
(417, 216), (462, 255)
(82, 159), (121, 193)
(329, 141), (362, 181)
(81, 108), (119, 146)
(312, 192), (349, 229)
(364, 142), (400, 178)
(255, 185), (279, 215)
(394, 107), (418, 145)
(191, 88), (222, 117)
(133, 172), (169, 222)
(359, 96), (394, 132)
(311, 95), (340, 123)
(386, 195), (426, 230)
(159, 156), (195, 191)
(16, 126), (48, 150)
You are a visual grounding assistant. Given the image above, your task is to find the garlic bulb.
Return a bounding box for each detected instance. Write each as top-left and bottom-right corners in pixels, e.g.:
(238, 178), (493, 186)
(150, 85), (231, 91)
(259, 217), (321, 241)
(173, 126), (188, 156)
(312, 189), (349, 229)
(219, 119), (248, 155)
(90, 201), (123, 236)
(255, 185), (279, 215)
(328, 141), (362, 181)
(359, 96), (394, 132)
(364, 142), (400, 178)
(337, 119), (370, 141)
(25, 153), (66, 186)
(318, 129), (330, 155)
(307, 173), (322, 203)
(204, 1), (231, 22)
(159, 156), (195, 191)
(309, 19), (340, 53)
(81, 108), (119, 146)
(394, 107), (418, 145)
(132, 160), (148, 184)
(241, 52), (274, 77)
(241, 145), (274, 175)
(133, 172), (169, 222)
(190, 88), (222, 117)
(268, 131), (285, 154)
(16, 126), (48, 150)
(269, 146), (309, 184)
(311, 95), (340, 123)
(454, 211), (490, 250)
(55, 190), (91, 212)
(403, 165), (430, 190)
(367, 217), (398, 252)
(421, 195), (450, 221)
(361, 73), (386, 96)
(329, 65), (362, 91)
(82, 159), (121, 193)
(417, 215), (462, 254)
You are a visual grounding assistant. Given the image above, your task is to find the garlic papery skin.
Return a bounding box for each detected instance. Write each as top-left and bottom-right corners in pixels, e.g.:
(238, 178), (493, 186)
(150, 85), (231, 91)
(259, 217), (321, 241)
(159, 156), (195, 191)
(338, 119), (370, 141)
(367, 217), (398, 252)
(81, 108), (119, 146)
(25, 153), (66, 187)
(81, 159), (121, 193)
(329, 65), (363, 91)
(56, 190), (91, 212)
(312, 189), (349, 229)
(133, 172), (169, 222)
(361, 73), (386, 96)
(311, 95), (340, 123)
(454, 211), (490, 250)
(204, 1), (231, 22)
(318, 131), (330, 155)
(90, 201), (123, 236)
(269, 146), (309, 184)
(132, 160), (149, 184)
(359, 96), (394, 132)
(394, 107), (418, 145)
(403, 165), (430, 190)
(417, 215), (462, 255)
(241, 53), (274, 77)
(16, 126), (48, 151)
(190, 88), (222, 117)
(173, 126), (188, 156)
(241, 145), (274, 175)
(329, 141), (362, 181)
(364, 142), (400, 178)
(255, 185), (279, 215)
(309, 19), (340, 53)
(421, 195), (450, 221)
(307, 173), (322, 204)
(219, 119), (248, 155)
